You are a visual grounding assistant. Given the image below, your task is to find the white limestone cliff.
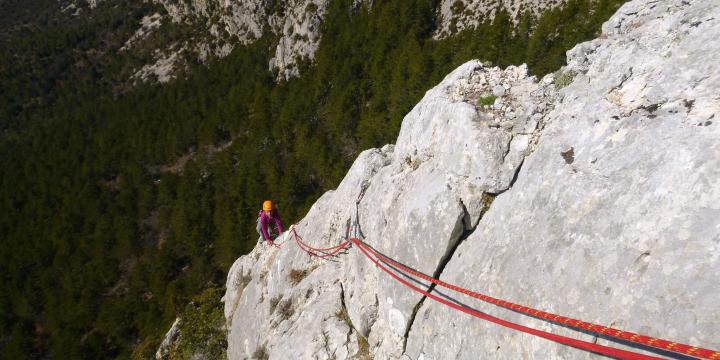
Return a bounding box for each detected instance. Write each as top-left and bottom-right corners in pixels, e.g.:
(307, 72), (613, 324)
(219, 0), (720, 358)
(152, 0), (334, 80)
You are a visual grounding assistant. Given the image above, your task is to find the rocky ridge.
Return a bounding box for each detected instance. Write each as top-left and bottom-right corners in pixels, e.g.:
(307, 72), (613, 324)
(218, 0), (720, 358)
(434, 0), (566, 38)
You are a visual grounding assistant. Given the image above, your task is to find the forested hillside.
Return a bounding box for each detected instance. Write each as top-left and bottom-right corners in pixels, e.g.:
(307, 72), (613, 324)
(0, 0), (626, 358)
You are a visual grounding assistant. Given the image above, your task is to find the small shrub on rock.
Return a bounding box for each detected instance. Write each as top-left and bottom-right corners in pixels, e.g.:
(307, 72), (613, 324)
(477, 95), (497, 107)
(252, 344), (269, 360)
(269, 296), (281, 313)
(277, 299), (295, 321)
(554, 69), (577, 89)
(288, 269), (309, 285)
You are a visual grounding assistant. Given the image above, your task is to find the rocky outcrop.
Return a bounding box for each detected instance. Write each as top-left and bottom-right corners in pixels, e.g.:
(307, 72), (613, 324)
(223, 60), (556, 359)
(222, 0), (720, 358)
(268, 0), (330, 79)
(434, 0), (566, 38)
(155, 318), (181, 360)
(132, 44), (186, 84)
(61, 0), (107, 15)
(121, 13), (163, 51)
(152, 0), (333, 79)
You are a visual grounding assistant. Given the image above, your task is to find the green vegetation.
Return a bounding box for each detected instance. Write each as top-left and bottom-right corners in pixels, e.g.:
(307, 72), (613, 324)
(336, 305), (372, 359)
(554, 69), (578, 89)
(335, 306), (353, 327)
(357, 334), (372, 360)
(477, 95), (498, 106)
(171, 287), (226, 360)
(0, 0), (627, 358)
(480, 192), (497, 215)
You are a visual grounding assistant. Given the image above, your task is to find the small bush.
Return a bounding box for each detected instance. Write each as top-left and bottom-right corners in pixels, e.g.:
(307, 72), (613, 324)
(170, 287), (227, 360)
(356, 334), (372, 360)
(269, 296), (281, 313)
(277, 299), (294, 321)
(305, 2), (318, 13)
(130, 336), (161, 360)
(252, 344), (269, 360)
(477, 95), (497, 107)
(554, 69), (577, 89)
(451, 1), (465, 15)
(480, 192), (497, 215)
(335, 307), (352, 327)
(288, 269), (309, 285)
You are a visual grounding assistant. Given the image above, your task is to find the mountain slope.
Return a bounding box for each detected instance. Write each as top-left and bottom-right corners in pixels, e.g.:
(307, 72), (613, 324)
(222, 0), (720, 358)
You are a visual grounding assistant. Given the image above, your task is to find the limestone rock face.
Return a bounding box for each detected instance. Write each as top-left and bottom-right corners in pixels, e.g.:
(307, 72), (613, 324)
(223, 60), (557, 359)
(121, 13), (163, 51)
(222, 0), (720, 358)
(152, 0), (333, 79)
(132, 45), (186, 84)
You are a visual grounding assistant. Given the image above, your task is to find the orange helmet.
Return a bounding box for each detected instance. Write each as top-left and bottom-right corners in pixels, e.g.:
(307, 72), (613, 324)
(262, 200), (273, 211)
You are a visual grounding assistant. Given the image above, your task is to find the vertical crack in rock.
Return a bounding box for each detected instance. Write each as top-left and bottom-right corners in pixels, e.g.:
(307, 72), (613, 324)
(339, 282), (375, 358)
(401, 197), (493, 353)
(398, 103), (545, 353)
(339, 283), (352, 350)
(500, 133), (514, 165)
(494, 150), (528, 197)
(506, 157), (525, 192)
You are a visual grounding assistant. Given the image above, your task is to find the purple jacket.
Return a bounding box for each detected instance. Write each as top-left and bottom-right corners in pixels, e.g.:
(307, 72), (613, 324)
(259, 210), (284, 240)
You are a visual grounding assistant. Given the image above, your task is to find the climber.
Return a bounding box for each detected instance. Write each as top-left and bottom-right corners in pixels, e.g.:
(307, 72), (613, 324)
(257, 200), (284, 243)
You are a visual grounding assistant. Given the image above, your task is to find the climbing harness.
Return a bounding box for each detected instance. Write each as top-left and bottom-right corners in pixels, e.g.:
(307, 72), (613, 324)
(272, 186), (720, 359)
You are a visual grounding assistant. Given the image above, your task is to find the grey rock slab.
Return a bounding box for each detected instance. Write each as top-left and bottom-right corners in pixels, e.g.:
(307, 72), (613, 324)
(405, 0), (720, 359)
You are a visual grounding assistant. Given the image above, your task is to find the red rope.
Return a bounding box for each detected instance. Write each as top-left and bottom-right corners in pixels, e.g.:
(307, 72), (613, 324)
(265, 239), (282, 248)
(351, 238), (664, 360)
(281, 222), (718, 359)
(291, 226), (350, 259)
(271, 233), (289, 247)
(358, 240), (719, 360)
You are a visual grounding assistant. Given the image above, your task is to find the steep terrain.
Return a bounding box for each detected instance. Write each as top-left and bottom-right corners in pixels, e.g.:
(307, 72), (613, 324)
(221, 0), (720, 358)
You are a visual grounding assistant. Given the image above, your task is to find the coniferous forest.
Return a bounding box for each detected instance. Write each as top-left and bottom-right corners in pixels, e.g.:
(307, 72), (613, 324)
(0, 0), (626, 358)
